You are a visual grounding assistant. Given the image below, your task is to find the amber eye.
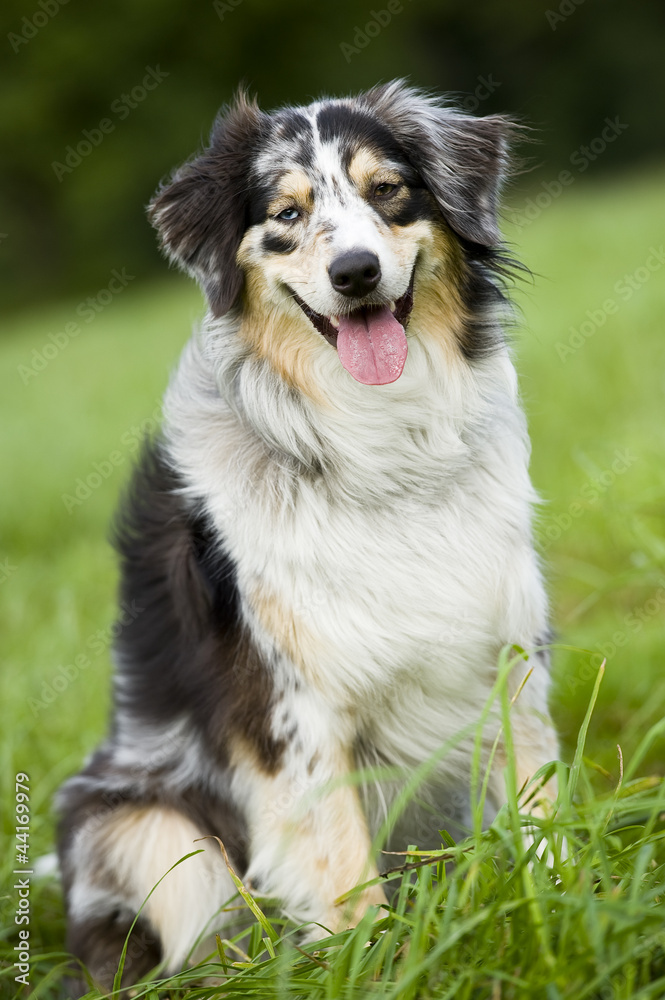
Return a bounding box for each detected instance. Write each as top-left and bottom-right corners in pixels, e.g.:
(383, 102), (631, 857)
(373, 182), (398, 198)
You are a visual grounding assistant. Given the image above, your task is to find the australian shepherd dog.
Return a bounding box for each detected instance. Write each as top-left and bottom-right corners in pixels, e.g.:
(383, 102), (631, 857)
(56, 81), (560, 991)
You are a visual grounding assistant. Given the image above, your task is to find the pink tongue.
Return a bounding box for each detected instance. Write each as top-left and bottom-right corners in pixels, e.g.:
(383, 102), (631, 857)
(336, 306), (408, 385)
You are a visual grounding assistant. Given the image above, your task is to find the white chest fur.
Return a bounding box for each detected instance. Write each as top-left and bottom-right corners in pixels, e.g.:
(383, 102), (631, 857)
(164, 324), (548, 763)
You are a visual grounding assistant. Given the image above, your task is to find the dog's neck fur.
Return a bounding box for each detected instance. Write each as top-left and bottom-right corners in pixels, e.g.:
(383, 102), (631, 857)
(163, 307), (529, 519)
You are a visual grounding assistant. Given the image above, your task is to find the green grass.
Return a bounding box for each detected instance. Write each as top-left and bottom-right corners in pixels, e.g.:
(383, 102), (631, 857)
(1, 166), (665, 997)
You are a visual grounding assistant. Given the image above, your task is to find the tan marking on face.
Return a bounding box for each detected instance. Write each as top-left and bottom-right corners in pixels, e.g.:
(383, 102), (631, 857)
(348, 147), (391, 191)
(378, 217), (431, 277)
(267, 168), (314, 217)
(348, 148), (404, 196)
(407, 220), (470, 364)
(249, 583), (322, 682)
(234, 237), (327, 402)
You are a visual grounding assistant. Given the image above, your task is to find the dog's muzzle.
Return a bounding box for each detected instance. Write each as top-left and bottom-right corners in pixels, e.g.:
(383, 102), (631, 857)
(292, 271), (415, 386)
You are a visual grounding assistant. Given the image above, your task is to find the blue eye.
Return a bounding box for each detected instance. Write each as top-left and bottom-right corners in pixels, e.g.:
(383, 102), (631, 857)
(276, 207), (299, 221)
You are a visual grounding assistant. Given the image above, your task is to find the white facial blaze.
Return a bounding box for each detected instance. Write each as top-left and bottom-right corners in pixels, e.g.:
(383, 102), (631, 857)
(247, 122), (422, 321)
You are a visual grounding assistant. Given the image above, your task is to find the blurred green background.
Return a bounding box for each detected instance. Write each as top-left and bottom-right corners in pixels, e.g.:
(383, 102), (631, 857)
(2, 0), (665, 884)
(2, 0), (664, 310)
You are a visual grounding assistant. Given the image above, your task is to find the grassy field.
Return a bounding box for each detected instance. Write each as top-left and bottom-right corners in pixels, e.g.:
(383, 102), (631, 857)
(1, 166), (665, 998)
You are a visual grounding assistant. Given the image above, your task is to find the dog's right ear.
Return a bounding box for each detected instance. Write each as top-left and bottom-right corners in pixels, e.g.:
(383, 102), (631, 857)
(148, 91), (265, 317)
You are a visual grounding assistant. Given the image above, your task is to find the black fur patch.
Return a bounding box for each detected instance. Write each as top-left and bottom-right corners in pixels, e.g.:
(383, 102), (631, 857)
(148, 91), (268, 316)
(111, 439), (285, 772)
(64, 910), (161, 996)
(262, 230), (298, 255)
(374, 186), (438, 228)
(271, 109), (314, 149)
(316, 104), (405, 168)
(56, 439), (288, 987)
(247, 180), (274, 227)
(458, 257), (506, 359)
(455, 239), (527, 360)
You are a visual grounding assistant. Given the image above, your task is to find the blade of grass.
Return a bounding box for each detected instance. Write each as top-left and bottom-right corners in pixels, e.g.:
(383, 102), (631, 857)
(112, 849), (204, 994)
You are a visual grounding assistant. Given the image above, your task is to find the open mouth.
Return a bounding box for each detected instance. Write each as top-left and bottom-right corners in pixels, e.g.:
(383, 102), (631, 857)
(291, 272), (415, 386)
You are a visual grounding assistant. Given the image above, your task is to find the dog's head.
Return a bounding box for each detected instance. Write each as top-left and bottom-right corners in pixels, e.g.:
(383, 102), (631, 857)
(149, 81), (515, 387)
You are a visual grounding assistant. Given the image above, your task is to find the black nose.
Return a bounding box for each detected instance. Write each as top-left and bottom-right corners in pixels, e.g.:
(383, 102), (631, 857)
(328, 250), (381, 297)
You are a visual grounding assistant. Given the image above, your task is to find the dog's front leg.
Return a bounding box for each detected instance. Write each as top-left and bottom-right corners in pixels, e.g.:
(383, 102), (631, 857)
(488, 656), (562, 855)
(230, 700), (387, 937)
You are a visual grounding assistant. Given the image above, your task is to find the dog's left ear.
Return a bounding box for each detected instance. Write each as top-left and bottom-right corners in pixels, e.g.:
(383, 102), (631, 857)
(148, 90), (266, 317)
(365, 81), (515, 247)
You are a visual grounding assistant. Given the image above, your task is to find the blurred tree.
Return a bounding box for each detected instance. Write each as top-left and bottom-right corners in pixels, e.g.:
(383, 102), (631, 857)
(1, 0), (663, 313)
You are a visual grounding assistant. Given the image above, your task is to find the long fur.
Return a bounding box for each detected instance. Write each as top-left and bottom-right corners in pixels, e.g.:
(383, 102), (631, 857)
(57, 81), (560, 993)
